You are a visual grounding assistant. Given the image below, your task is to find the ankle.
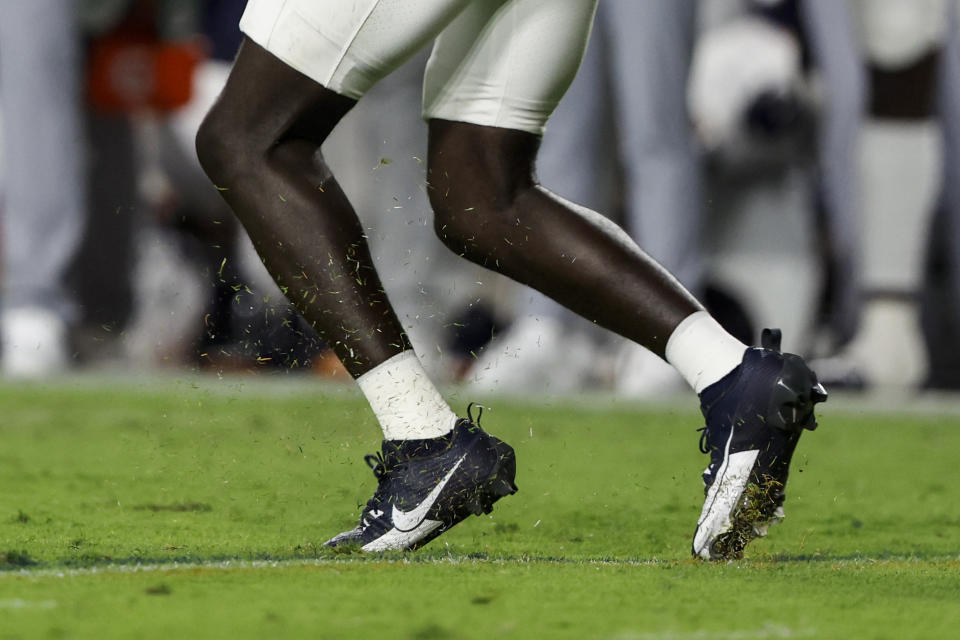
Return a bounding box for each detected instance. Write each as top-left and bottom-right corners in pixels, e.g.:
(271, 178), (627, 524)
(356, 351), (458, 440)
(665, 311), (747, 394)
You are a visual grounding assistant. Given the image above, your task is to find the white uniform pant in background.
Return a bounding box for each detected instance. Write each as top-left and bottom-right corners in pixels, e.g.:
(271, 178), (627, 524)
(0, 0), (85, 375)
(0, 0), (85, 323)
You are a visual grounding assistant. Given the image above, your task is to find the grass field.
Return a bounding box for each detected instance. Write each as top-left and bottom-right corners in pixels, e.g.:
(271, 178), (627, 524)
(1, 378), (958, 639)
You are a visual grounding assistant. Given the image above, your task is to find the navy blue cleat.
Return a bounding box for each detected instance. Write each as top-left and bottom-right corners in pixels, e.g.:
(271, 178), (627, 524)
(325, 405), (517, 552)
(692, 329), (827, 560)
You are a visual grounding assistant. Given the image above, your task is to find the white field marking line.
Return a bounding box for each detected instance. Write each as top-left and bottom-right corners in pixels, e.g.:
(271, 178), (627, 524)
(0, 598), (58, 610)
(0, 556), (665, 579)
(612, 624), (817, 640)
(2, 554), (956, 580)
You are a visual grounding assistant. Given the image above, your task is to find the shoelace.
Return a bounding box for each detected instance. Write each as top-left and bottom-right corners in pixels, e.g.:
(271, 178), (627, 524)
(364, 452), (387, 480)
(697, 427), (710, 454)
(357, 452), (389, 527)
(466, 402), (483, 425)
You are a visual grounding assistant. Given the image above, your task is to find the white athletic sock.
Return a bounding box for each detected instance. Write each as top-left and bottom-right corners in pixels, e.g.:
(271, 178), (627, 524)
(356, 351), (458, 441)
(665, 311), (748, 394)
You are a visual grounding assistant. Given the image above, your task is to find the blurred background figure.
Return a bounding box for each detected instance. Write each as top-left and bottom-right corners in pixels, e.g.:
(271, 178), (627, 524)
(693, 0), (960, 393)
(806, 0), (960, 391)
(690, 0), (862, 377)
(0, 0), (86, 377)
(924, 1), (960, 390)
(73, 0), (191, 367)
(836, 0), (954, 390)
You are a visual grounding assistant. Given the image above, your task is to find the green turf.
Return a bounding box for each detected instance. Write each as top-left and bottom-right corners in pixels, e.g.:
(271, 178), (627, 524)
(1, 380), (958, 639)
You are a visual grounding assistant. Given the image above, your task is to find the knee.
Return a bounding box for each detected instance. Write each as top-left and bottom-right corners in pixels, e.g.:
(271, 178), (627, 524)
(429, 164), (540, 263)
(426, 158), (516, 258)
(195, 106), (249, 188)
(196, 96), (344, 190)
(427, 121), (539, 256)
(195, 108), (235, 187)
(428, 167), (495, 257)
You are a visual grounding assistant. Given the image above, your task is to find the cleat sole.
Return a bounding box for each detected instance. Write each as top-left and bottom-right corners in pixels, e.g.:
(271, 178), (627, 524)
(704, 477), (785, 560)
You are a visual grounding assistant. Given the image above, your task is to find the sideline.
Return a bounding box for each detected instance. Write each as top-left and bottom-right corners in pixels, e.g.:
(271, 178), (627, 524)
(0, 555), (665, 579)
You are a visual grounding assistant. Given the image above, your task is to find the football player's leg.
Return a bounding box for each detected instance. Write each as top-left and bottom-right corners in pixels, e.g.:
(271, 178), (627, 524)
(196, 2), (469, 441)
(197, 41), (399, 375)
(196, 0), (471, 377)
(195, 0), (517, 551)
(429, 120), (714, 360)
(424, 0), (826, 559)
(425, 0), (721, 363)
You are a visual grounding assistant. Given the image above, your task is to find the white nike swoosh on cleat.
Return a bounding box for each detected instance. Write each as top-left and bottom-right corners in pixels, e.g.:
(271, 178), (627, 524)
(391, 454), (468, 532)
(361, 518), (443, 552)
